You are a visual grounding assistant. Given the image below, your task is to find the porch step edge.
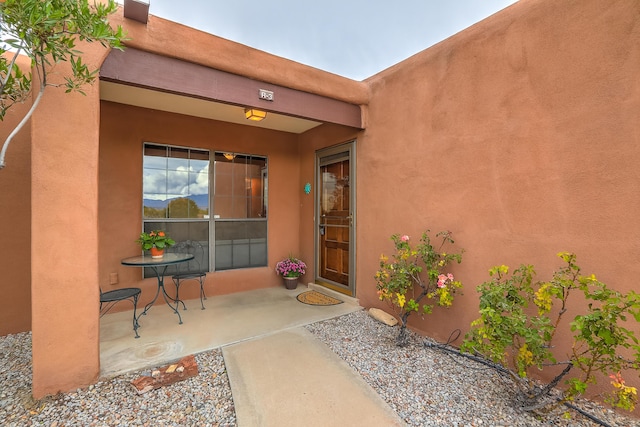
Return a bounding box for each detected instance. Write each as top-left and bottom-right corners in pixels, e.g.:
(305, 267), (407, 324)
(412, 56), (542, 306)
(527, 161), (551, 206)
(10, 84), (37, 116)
(307, 283), (360, 306)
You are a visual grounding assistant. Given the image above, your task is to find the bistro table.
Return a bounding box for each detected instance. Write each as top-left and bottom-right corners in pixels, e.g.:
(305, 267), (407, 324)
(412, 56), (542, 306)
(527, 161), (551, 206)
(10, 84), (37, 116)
(121, 252), (194, 325)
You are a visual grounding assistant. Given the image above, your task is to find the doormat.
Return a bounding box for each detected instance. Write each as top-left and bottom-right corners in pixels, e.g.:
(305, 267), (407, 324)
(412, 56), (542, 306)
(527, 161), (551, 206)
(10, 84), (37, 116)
(296, 290), (344, 306)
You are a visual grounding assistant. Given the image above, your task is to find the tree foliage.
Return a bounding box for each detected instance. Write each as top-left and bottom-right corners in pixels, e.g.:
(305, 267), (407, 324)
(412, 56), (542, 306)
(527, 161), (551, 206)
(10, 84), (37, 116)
(0, 0), (127, 168)
(168, 197), (201, 219)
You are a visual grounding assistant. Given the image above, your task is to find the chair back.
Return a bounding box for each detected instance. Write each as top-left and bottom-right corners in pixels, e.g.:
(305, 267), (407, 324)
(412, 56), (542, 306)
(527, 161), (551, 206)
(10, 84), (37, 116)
(171, 240), (207, 275)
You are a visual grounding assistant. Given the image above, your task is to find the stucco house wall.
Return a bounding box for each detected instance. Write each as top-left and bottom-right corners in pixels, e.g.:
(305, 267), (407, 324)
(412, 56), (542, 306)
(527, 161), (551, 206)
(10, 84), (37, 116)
(2, 0), (639, 409)
(99, 101), (311, 302)
(22, 6), (367, 396)
(298, 124), (362, 275)
(0, 55), (32, 335)
(29, 38), (108, 397)
(358, 0), (640, 399)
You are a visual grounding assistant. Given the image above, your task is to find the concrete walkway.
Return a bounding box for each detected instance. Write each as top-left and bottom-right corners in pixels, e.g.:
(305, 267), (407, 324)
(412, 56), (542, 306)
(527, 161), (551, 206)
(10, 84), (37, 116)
(99, 284), (406, 426)
(224, 327), (405, 427)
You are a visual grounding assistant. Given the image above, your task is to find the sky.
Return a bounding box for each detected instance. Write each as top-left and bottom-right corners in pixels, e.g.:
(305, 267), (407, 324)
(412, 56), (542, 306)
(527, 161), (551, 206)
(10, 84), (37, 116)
(138, 0), (518, 81)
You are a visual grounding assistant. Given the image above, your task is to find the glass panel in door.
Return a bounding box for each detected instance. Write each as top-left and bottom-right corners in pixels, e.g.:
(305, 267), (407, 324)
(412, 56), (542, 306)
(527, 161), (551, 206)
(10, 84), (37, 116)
(319, 158), (351, 289)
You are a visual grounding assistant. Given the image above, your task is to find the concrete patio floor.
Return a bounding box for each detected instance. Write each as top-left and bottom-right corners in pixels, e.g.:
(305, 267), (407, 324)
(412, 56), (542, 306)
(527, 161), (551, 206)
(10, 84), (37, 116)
(99, 283), (362, 378)
(99, 284), (407, 426)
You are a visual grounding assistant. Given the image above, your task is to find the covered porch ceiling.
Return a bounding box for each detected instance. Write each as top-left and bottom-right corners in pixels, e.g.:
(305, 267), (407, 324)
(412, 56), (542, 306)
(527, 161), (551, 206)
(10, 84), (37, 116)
(100, 81), (322, 134)
(100, 81), (323, 134)
(99, 48), (363, 135)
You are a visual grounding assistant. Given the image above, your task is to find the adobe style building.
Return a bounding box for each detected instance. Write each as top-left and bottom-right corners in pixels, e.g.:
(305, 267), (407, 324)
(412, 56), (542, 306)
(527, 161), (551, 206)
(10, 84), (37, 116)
(1, 0), (639, 408)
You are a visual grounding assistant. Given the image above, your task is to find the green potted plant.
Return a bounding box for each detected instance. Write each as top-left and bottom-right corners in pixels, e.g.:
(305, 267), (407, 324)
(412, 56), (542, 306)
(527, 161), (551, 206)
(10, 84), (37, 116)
(136, 230), (175, 258)
(275, 255), (306, 289)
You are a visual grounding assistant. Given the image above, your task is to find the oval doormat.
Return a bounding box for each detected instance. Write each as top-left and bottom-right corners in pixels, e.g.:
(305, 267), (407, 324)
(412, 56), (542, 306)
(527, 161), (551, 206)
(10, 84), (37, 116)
(296, 290), (344, 306)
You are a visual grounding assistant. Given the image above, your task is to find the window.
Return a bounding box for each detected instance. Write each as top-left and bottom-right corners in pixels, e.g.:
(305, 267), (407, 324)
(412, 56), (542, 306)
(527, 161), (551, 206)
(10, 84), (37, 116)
(143, 144), (210, 220)
(142, 144), (210, 276)
(141, 144), (267, 273)
(213, 152), (268, 270)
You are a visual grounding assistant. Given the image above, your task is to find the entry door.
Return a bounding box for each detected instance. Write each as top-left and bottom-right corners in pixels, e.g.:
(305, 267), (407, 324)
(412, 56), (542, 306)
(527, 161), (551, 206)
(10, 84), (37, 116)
(316, 142), (355, 296)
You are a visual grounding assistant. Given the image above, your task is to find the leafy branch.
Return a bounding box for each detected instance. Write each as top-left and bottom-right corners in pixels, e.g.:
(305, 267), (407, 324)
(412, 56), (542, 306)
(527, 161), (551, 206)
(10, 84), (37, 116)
(0, 0), (127, 169)
(461, 253), (640, 415)
(375, 230), (463, 346)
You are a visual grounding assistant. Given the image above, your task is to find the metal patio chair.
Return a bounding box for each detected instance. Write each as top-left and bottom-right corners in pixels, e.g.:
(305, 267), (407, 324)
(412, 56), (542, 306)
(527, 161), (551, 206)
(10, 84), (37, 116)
(100, 287), (141, 338)
(171, 240), (207, 310)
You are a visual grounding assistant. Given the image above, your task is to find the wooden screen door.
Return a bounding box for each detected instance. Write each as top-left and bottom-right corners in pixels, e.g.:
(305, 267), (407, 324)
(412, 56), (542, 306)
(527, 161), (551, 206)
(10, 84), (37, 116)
(316, 142), (355, 296)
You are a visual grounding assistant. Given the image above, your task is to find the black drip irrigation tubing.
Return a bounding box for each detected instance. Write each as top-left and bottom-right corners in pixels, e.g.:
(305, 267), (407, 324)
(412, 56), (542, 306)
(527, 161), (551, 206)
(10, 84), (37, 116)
(423, 331), (613, 427)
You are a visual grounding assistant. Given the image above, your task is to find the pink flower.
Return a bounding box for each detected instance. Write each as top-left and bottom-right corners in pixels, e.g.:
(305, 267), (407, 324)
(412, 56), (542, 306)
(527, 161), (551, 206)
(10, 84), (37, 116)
(437, 273), (454, 288)
(401, 235), (410, 242)
(610, 372), (625, 384)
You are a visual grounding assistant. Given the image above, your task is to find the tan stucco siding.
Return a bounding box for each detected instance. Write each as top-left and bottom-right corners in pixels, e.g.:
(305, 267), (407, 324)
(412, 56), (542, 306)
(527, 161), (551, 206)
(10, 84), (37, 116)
(358, 0), (640, 402)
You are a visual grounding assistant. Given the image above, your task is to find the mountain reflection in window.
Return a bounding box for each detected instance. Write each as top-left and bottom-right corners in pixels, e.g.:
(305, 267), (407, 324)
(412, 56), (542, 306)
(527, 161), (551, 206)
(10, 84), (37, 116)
(143, 144), (210, 219)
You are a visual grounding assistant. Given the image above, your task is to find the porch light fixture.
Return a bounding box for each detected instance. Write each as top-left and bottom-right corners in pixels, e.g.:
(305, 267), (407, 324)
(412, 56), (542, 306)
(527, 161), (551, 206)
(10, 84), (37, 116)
(244, 108), (267, 121)
(223, 153), (235, 161)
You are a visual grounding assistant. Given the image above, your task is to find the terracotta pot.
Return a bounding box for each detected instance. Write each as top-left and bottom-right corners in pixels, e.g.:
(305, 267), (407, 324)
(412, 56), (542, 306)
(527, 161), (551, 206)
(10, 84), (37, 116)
(150, 246), (165, 258)
(282, 276), (299, 290)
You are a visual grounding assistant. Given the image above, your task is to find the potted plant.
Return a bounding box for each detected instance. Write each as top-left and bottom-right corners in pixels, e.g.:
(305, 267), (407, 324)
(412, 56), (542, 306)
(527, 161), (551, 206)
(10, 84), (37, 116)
(136, 230), (175, 258)
(275, 255), (306, 289)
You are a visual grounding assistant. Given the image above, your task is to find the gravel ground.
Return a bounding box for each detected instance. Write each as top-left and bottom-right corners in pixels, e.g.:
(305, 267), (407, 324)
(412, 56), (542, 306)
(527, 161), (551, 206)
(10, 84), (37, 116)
(1, 310), (639, 426)
(0, 334), (235, 426)
(306, 311), (640, 427)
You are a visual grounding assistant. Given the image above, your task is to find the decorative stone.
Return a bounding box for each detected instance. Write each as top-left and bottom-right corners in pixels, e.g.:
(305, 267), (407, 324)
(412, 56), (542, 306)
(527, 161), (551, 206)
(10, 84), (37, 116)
(368, 308), (398, 326)
(131, 355), (198, 394)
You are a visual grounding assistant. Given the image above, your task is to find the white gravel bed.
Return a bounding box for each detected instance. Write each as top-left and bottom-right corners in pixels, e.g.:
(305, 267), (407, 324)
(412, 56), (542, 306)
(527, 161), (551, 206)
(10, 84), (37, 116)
(305, 310), (640, 427)
(0, 333), (235, 426)
(1, 310), (639, 426)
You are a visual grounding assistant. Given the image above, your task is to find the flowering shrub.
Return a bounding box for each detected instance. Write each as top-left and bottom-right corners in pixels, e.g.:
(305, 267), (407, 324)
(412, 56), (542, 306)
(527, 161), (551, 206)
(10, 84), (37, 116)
(136, 230), (175, 250)
(375, 230), (463, 346)
(608, 372), (638, 411)
(275, 256), (306, 278)
(461, 252), (640, 414)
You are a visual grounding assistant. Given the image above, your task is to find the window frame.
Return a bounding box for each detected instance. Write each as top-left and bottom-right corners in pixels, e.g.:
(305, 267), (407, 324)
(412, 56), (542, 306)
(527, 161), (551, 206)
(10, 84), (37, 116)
(212, 151), (268, 271)
(141, 144), (269, 273)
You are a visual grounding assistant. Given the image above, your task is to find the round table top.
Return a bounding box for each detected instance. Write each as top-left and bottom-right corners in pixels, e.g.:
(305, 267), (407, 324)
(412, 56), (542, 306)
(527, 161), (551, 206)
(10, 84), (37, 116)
(121, 252), (194, 267)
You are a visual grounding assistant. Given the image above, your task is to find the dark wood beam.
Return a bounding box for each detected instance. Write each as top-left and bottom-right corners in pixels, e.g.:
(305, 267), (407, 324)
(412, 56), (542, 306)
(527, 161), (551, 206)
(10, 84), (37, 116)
(100, 48), (362, 129)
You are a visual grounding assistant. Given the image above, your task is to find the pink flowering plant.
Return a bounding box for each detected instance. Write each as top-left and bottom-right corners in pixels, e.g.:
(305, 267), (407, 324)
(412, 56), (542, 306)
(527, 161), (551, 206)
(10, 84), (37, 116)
(375, 230), (463, 346)
(275, 255), (307, 278)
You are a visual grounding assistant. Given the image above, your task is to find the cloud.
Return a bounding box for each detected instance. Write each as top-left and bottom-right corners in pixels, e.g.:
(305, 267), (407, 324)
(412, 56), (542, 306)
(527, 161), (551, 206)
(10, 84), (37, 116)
(144, 160), (209, 200)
